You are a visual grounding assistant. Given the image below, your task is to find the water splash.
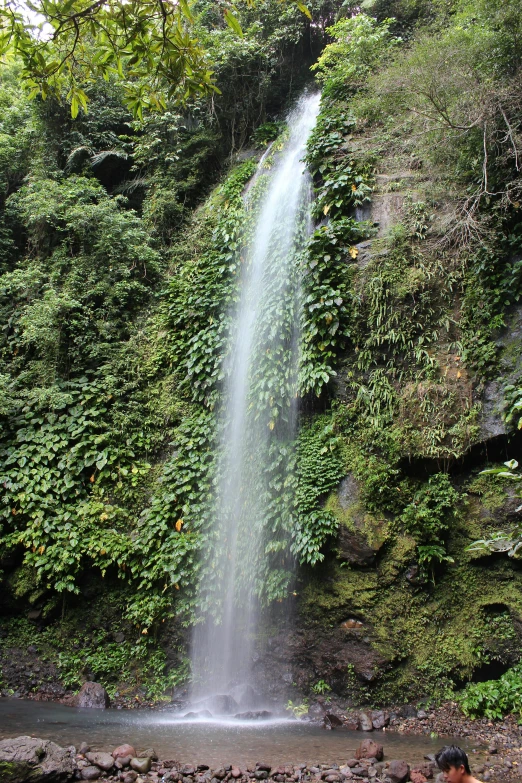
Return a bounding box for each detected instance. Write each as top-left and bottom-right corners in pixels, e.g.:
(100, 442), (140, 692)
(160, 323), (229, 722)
(190, 93), (321, 715)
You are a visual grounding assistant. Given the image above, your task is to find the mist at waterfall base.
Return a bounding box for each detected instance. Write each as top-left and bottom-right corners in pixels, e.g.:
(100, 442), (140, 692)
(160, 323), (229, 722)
(189, 93), (321, 719)
(0, 700), (468, 767)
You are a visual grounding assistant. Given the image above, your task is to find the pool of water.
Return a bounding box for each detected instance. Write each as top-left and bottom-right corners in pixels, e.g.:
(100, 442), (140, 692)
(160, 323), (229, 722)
(0, 698), (475, 766)
(0, 698), (470, 766)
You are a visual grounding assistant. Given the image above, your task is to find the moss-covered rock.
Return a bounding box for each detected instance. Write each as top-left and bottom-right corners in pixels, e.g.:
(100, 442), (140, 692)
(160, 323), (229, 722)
(294, 470), (522, 704)
(0, 736), (75, 782)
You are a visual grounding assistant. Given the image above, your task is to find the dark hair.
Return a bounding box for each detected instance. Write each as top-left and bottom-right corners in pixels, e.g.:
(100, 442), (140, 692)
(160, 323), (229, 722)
(435, 746), (471, 775)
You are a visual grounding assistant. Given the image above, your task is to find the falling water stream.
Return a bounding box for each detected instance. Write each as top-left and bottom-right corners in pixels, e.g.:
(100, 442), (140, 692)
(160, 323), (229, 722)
(190, 93), (321, 714)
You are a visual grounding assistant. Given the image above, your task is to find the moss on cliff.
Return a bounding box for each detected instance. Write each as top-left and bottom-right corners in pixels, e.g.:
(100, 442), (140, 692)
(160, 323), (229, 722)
(298, 470), (522, 704)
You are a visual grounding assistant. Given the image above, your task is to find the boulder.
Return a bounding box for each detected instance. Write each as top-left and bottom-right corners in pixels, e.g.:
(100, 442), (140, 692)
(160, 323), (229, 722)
(123, 773), (138, 783)
(81, 768), (100, 781)
(0, 735), (76, 782)
(85, 752), (114, 771)
(371, 710), (388, 729)
(193, 694), (239, 715)
(413, 764), (434, 779)
(130, 758), (152, 774)
(184, 710), (213, 719)
(113, 745), (136, 761)
(388, 760), (410, 783)
(359, 712), (374, 731)
(325, 713), (344, 727)
(338, 527), (376, 567)
(398, 705), (417, 719)
(230, 684), (262, 709)
(356, 740), (384, 761)
(74, 682), (110, 709)
(234, 711), (272, 720)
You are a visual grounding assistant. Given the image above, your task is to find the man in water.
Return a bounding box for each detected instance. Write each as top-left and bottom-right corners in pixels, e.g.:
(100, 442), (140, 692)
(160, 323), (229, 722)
(435, 746), (483, 783)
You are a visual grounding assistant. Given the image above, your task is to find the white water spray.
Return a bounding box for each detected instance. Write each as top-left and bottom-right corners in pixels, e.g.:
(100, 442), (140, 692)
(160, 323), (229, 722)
(190, 93), (320, 715)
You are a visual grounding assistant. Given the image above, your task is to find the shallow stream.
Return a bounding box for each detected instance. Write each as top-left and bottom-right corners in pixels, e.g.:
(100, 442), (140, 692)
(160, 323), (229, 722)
(0, 698), (473, 766)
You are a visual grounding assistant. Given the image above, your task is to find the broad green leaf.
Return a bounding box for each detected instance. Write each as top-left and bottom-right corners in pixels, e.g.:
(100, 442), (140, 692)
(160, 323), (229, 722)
(224, 9), (243, 36)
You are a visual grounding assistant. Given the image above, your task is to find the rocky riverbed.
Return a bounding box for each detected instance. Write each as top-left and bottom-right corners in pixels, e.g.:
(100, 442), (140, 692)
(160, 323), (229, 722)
(310, 700), (522, 782)
(0, 735), (473, 783)
(1, 725), (522, 783)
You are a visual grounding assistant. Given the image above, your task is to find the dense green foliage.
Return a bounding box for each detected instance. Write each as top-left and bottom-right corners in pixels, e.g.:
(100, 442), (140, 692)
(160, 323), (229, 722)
(1, 0), (522, 710)
(460, 664), (522, 720)
(0, 0), (346, 676)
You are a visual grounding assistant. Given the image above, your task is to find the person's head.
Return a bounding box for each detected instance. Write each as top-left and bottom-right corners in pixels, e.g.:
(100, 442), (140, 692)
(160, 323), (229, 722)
(435, 746), (471, 782)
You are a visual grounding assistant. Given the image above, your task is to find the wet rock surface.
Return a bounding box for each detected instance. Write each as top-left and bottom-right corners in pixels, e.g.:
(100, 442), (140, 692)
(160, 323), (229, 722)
(192, 695), (239, 716)
(0, 734), (76, 781)
(74, 683), (111, 710)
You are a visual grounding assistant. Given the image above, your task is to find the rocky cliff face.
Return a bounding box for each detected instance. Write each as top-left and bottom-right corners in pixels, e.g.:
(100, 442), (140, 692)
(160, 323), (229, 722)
(254, 99), (522, 707)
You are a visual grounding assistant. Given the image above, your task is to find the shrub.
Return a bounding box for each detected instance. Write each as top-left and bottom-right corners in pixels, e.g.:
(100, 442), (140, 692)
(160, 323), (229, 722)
(459, 664), (522, 720)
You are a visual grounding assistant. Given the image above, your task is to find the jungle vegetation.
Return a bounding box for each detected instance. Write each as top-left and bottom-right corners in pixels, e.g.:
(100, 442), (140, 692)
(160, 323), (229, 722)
(0, 0), (522, 711)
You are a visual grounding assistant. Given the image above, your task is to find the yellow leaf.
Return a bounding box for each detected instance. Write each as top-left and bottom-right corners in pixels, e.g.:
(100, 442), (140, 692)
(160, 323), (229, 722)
(142, 628), (148, 634)
(38, 545), (45, 555)
(296, 2), (312, 19)
(349, 246), (359, 259)
(323, 204), (330, 215)
(175, 519), (183, 532)
(175, 583), (180, 590)
(514, 202), (520, 209)
(351, 184), (357, 192)
(269, 421), (275, 430)
(100, 548), (106, 555)
(457, 370), (461, 379)
(90, 474), (95, 483)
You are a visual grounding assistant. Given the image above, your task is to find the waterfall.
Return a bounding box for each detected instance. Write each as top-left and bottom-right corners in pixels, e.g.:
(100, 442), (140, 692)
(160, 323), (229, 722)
(190, 93), (321, 715)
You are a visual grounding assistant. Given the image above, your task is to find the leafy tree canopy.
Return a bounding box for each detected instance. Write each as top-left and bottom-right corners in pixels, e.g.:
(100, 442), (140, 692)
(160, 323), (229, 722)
(0, 0), (311, 118)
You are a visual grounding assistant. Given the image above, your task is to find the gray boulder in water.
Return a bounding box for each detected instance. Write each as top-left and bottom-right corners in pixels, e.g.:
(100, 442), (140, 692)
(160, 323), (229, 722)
(74, 681), (110, 709)
(193, 693), (239, 714)
(234, 710), (272, 720)
(0, 735), (76, 782)
(230, 683), (262, 709)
